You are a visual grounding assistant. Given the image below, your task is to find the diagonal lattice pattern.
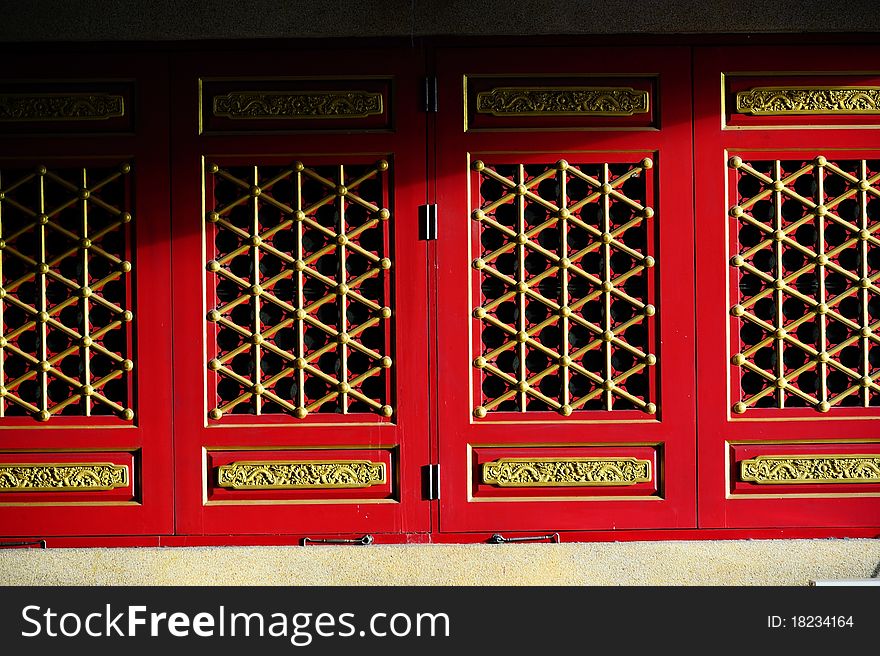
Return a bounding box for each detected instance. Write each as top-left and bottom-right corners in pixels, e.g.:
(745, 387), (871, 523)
(471, 159), (657, 417)
(729, 155), (880, 413)
(205, 160), (393, 420)
(0, 164), (134, 421)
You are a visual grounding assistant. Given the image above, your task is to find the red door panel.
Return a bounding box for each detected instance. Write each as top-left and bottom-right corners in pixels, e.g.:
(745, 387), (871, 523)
(171, 48), (430, 536)
(695, 46), (880, 528)
(0, 53), (173, 536)
(435, 47), (697, 533)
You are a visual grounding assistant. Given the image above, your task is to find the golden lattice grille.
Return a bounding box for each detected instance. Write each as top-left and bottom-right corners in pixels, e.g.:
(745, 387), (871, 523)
(205, 160), (393, 419)
(729, 155), (880, 413)
(0, 164), (134, 421)
(471, 159), (657, 417)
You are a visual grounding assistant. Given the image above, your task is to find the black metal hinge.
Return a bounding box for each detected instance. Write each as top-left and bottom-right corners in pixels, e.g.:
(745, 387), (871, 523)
(422, 75), (438, 113)
(419, 203), (438, 240)
(424, 463), (440, 500)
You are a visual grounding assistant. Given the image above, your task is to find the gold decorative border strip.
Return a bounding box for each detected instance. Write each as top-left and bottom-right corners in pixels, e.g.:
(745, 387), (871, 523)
(735, 86), (880, 116)
(481, 457), (652, 487)
(476, 86), (649, 117)
(212, 91), (383, 119)
(217, 460), (386, 490)
(740, 455), (880, 484)
(0, 93), (124, 121)
(0, 463), (129, 491)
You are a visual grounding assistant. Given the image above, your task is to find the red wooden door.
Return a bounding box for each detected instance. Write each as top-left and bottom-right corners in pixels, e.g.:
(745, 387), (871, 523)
(695, 46), (880, 528)
(434, 46), (697, 534)
(171, 48), (431, 537)
(0, 53), (173, 536)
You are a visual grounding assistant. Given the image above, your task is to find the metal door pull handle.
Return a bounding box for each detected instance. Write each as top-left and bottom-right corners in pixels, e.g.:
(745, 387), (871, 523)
(0, 539), (47, 549)
(488, 533), (559, 544)
(302, 534), (374, 546)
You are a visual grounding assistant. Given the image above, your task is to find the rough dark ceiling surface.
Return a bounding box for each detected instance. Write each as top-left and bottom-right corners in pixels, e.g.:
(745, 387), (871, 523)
(2, 0), (880, 42)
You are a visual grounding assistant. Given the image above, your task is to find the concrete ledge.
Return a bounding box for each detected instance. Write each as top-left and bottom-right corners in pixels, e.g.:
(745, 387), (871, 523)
(2, 539), (878, 585)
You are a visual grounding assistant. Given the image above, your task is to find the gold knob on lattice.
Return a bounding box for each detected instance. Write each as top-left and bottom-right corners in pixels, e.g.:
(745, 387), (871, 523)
(37, 263), (49, 275)
(560, 404), (573, 416)
(772, 181), (785, 192)
(250, 284), (263, 296)
(641, 158), (653, 170)
(209, 409), (223, 420)
(559, 257), (571, 269)
(645, 403), (657, 415)
(558, 208), (571, 220)
(644, 304), (656, 317)
(860, 277), (872, 289)
(37, 311), (49, 323)
(293, 259), (306, 271)
(0, 386), (6, 397)
(337, 382), (351, 394)
(815, 254), (829, 266)
(601, 232), (613, 244)
(377, 160), (389, 172)
(559, 355), (572, 367)
(380, 306), (392, 319)
(814, 156), (827, 167)
(80, 336), (92, 347)
(336, 283), (349, 296)
(79, 189), (90, 200)
(642, 207), (654, 219)
(0, 289), (6, 299)
(601, 183), (613, 195)
(122, 310), (133, 322)
(207, 163), (220, 173)
(515, 184), (527, 196)
(602, 330), (614, 342)
(207, 211), (220, 223)
(337, 185), (348, 196)
(601, 281), (614, 293)
(816, 205), (828, 217)
(250, 186), (261, 197)
(380, 405), (393, 417)
(559, 306), (572, 318)
(473, 356), (487, 369)
(644, 354), (657, 366)
(295, 309), (307, 320)
(119, 163), (131, 174)
(729, 206), (744, 218)
(516, 330), (529, 343)
(731, 353), (745, 366)
(643, 256), (656, 268)
(338, 332), (350, 344)
(121, 212), (133, 223)
(122, 359), (133, 371)
(252, 383), (265, 395)
(380, 258), (392, 270)
(732, 402), (747, 414)
(80, 238), (92, 249)
(860, 327), (873, 338)
(294, 357), (307, 370)
(208, 359), (221, 371)
(516, 381), (530, 392)
(336, 234), (349, 246)
(251, 334), (264, 345)
(207, 260), (220, 272)
(294, 407), (308, 419)
(38, 360), (51, 372)
(859, 180), (871, 191)
(516, 233), (528, 245)
(81, 384), (94, 397)
(380, 356), (392, 368)
(557, 159), (569, 171)
(773, 279), (786, 290)
(860, 229), (872, 241)
(817, 303), (829, 315)
(38, 213), (49, 225)
(0, 192), (4, 202)
(773, 230), (786, 242)
(775, 377), (787, 389)
(251, 235), (262, 247)
(37, 410), (50, 422)
(0, 240), (5, 249)
(36, 165), (48, 176)
(120, 261), (132, 273)
(471, 209), (486, 222)
(207, 310), (220, 322)
(818, 401), (831, 413)
(472, 160), (485, 172)
(378, 208), (390, 221)
(80, 286), (92, 298)
(472, 307), (486, 319)
(294, 161), (305, 172)
(472, 258), (485, 270)
(860, 376), (873, 388)
(774, 327), (787, 339)
(294, 210), (306, 222)
(602, 379), (615, 391)
(817, 351), (830, 363)
(516, 282), (529, 294)
(0, 337), (6, 348)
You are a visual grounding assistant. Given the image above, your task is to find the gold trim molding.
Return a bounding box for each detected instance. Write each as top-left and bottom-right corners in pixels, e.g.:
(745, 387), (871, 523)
(0, 463), (128, 491)
(0, 93), (124, 121)
(735, 86), (880, 115)
(740, 455), (880, 484)
(476, 86), (649, 117)
(217, 460), (387, 489)
(212, 91), (383, 119)
(482, 457), (652, 487)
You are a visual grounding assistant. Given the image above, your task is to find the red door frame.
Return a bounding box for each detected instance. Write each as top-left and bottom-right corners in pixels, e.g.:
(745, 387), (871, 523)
(0, 52), (174, 537)
(434, 46), (697, 533)
(170, 47), (431, 536)
(695, 45), (880, 528)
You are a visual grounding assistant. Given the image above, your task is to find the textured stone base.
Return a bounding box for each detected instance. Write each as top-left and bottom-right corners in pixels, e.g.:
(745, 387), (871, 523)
(2, 539), (879, 586)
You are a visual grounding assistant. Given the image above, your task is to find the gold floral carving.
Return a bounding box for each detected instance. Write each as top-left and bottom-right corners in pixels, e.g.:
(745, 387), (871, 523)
(0, 463), (128, 491)
(217, 460), (386, 490)
(740, 455), (880, 484)
(735, 87), (880, 115)
(0, 93), (124, 121)
(476, 86), (649, 117)
(481, 457), (652, 487)
(212, 91), (383, 119)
